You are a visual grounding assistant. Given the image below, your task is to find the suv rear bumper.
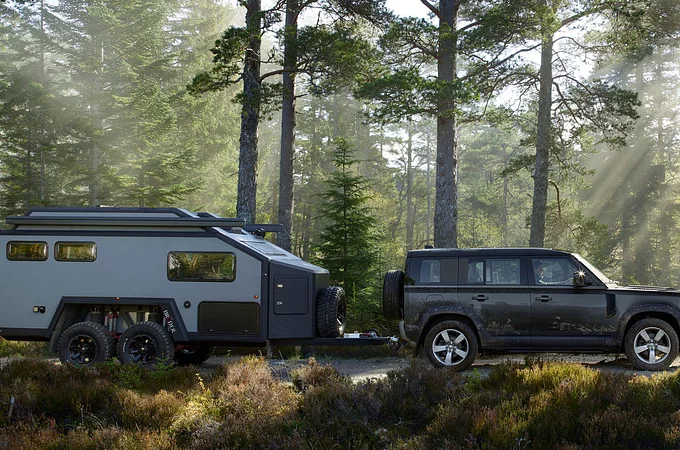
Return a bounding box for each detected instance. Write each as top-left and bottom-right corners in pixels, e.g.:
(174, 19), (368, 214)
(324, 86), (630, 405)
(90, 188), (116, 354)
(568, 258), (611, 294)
(399, 320), (415, 343)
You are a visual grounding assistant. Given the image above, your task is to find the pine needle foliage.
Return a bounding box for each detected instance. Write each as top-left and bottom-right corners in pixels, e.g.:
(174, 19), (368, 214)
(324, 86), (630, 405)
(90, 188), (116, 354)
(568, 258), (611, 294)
(313, 138), (380, 328)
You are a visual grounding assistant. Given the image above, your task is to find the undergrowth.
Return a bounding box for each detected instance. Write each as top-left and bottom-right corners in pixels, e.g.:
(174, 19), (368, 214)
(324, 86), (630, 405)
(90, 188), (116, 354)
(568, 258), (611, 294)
(0, 338), (48, 358)
(1, 356), (680, 449)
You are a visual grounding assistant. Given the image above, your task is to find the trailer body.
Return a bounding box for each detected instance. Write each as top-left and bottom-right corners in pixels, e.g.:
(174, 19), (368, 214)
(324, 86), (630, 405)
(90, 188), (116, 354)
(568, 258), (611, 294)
(0, 207), (352, 365)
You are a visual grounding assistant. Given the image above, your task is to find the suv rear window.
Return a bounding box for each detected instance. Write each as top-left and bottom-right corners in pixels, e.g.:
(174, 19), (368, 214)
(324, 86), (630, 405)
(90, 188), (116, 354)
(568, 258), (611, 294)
(410, 258), (457, 284)
(462, 258), (521, 285)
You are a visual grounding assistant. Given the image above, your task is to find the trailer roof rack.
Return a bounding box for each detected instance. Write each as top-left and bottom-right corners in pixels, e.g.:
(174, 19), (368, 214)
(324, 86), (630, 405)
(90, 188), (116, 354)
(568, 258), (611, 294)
(6, 216), (246, 228)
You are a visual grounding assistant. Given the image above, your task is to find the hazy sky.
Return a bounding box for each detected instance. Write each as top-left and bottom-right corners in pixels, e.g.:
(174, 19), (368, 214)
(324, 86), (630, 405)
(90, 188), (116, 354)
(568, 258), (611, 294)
(385, 0), (430, 18)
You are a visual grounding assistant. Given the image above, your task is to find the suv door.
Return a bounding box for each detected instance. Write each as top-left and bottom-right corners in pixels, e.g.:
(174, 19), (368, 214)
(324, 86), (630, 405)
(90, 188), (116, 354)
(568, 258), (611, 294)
(458, 257), (530, 348)
(528, 256), (614, 349)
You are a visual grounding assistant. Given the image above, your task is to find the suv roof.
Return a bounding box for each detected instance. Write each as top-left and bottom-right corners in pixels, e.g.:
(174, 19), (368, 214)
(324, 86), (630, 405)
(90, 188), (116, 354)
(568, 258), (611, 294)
(407, 248), (572, 258)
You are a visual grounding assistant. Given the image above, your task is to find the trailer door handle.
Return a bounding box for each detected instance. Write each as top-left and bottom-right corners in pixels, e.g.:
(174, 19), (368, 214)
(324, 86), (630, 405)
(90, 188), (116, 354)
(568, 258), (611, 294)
(472, 295), (488, 302)
(536, 296), (553, 302)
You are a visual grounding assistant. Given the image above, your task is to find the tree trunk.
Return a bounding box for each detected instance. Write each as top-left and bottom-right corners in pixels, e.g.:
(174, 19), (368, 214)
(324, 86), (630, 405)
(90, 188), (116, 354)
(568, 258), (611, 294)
(502, 145), (509, 246)
(277, 0), (298, 251)
(433, 0), (459, 249)
(89, 36), (104, 207)
(529, 16), (553, 247)
(236, 0), (262, 224)
(426, 126), (432, 246)
(39, 0), (46, 202)
(406, 120), (414, 250)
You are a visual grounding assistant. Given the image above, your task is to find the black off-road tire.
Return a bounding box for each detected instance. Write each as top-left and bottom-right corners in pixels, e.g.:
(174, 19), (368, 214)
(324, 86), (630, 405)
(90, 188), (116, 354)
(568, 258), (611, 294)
(317, 286), (347, 338)
(118, 322), (175, 367)
(174, 345), (215, 366)
(424, 320), (478, 370)
(383, 270), (405, 320)
(624, 318), (679, 371)
(58, 321), (115, 367)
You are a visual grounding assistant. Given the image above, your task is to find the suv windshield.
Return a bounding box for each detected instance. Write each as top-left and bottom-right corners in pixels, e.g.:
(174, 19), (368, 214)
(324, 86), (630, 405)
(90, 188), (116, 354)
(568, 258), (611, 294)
(573, 253), (617, 286)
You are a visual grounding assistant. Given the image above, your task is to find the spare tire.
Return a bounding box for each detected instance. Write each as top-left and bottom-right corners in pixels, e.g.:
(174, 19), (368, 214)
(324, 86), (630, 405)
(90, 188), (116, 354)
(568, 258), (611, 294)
(383, 270), (405, 320)
(317, 286), (347, 338)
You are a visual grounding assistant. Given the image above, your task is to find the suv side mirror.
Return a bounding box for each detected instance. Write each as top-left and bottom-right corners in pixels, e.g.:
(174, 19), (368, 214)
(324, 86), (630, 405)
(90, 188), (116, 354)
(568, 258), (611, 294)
(573, 271), (594, 287)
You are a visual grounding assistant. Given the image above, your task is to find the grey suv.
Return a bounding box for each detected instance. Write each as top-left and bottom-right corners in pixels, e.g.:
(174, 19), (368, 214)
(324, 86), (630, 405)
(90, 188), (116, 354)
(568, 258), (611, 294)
(383, 248), (680, 371)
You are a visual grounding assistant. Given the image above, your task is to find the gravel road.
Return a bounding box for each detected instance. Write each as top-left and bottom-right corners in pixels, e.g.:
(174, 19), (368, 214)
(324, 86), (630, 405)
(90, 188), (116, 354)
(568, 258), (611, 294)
(202, 352), (680, 383)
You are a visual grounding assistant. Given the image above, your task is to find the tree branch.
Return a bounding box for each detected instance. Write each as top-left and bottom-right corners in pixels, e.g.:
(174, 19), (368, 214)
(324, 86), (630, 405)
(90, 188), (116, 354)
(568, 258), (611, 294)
(419, 0), (440, 19)
(459, 43), (541, 83)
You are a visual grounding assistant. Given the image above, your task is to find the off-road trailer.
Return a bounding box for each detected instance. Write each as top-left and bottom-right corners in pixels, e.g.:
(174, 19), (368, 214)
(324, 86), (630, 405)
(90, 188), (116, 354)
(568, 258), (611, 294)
(0, 207), (392, 366)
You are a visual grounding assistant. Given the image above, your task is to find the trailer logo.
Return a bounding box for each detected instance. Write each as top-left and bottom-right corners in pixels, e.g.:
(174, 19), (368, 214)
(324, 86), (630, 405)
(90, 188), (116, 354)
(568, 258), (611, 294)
(163, 309), (177, 334)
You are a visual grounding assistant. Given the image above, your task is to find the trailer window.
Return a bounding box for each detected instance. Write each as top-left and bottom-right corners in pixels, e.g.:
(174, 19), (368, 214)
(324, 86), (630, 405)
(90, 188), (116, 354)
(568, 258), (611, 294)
(168, 252), (236, 282)
(7, 241), (48, 261)
(55, 242), (97, 262)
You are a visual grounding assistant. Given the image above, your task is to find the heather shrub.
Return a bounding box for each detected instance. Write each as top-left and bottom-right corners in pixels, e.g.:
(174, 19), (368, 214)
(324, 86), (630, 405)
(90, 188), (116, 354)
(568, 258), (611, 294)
(3, 355), (680, 448)
(171, 356), (300, 449)
(0, 359), (119, 429)
(376, 358), (462, 433)
(0, 338), (48, 357)
(96, 360), (198, 393)
(409, 360), (680, 449)
(117, 389), (184, 430)
(290, 357), (348, 390)
(295, 359), (463, 448)
(298, 369), (383, 448)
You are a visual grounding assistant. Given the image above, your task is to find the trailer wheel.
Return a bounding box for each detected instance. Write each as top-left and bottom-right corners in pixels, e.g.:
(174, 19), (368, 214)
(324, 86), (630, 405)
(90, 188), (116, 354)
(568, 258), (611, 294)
(383, 270), (405, 320)
(317, 286), (347, 338)
(174, 345), (215, 366)
(58, 322), (115, 367)
(118, 322), (175, 367)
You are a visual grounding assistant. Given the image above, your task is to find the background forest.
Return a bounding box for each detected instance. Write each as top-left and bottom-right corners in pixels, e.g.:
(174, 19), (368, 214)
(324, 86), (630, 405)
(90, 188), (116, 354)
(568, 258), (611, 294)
(1, 0), (679, 329)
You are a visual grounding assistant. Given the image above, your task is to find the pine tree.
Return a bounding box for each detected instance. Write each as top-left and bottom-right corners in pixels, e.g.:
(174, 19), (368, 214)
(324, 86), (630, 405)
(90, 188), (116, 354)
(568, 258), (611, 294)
(313, 138), (380, 329)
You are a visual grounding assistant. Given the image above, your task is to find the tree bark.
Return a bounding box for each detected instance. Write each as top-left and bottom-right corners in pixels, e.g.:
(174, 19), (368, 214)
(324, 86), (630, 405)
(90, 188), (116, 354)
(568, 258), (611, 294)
(529, 10), (553, 247)
(89, 35), (104, 207)
(433, 0), (459, 249)
(236, 0), (262, 224)
(406, 120), (414, 250)
(277, 0), (298, 251)
(426, 127), (432, 246)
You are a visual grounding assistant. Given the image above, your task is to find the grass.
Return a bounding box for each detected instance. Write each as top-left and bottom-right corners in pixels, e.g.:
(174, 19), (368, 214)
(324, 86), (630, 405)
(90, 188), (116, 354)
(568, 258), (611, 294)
(1, 352), (680, 449)
(0, 338), (48, 358)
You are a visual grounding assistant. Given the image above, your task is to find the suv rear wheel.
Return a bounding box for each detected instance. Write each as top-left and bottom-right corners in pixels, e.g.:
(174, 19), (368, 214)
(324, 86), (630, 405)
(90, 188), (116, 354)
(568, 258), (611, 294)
(424, 320), (478, 370)
(624, 318), (679, 371)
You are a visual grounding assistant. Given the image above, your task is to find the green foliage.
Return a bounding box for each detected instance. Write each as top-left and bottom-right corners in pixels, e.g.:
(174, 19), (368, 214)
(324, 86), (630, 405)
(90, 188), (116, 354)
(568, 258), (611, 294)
(4, 357), (680, 448)
(0, 0), (234, 215)
(0, 339), (47, 358)
(296, 22), (379, 95)
(188, 26), (251, 96)
(312, 138), (381, 329)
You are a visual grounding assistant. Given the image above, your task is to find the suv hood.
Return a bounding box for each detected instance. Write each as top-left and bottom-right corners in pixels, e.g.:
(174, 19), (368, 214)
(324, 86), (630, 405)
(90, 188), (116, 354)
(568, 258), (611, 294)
(611, 285), (680, 293)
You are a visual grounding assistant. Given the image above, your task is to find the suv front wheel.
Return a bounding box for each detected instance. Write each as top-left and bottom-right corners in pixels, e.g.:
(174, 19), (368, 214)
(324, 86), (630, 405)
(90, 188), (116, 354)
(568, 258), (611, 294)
(624, 318), (679, 371)
(424, 320), (478, 370)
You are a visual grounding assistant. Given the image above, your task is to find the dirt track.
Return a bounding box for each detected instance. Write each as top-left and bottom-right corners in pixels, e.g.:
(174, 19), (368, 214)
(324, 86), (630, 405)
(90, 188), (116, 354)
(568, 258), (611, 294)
(202, 352), (680, 383)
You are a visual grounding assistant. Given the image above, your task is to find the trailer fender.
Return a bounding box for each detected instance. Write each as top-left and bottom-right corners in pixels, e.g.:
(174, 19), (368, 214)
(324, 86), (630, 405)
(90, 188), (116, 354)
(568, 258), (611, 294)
(48, 297), (190, 343)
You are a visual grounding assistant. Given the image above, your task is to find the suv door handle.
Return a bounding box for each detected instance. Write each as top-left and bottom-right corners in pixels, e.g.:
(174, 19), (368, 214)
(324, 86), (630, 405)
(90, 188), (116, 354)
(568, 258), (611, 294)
(536, 296), (553, 302)
(472, 295), (489, 302)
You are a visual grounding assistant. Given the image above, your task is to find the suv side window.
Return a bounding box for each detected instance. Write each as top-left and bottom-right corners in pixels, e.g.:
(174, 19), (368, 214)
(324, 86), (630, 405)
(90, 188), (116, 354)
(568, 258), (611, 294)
(410, 258), (457, 284)
(487, 259), (521, 284)
(462, 258), (521, 285)
(531, 258), (577, 285)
